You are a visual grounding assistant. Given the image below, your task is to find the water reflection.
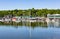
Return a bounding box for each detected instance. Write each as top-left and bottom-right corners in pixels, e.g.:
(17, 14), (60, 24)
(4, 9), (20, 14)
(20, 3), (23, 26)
(47, 20), (60, 28)
(0, 26), (31, 39)
(0, 21), (60, 28)
(0, 20), (60, 39)
(0, 22), (48, 29)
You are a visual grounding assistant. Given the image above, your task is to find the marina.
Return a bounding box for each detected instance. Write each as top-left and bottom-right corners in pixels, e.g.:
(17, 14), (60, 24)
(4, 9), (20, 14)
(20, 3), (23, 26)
(0, 14), (60, 23)
(0, 16), (46, 22)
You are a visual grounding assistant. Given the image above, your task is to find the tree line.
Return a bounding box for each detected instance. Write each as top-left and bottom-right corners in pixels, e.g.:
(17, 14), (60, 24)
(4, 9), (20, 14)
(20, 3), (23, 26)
(0, 8), (60, 17)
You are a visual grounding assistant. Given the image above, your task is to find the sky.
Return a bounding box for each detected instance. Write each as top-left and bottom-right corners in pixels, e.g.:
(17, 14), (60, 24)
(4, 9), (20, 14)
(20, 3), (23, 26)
(0, 0), (60, 10)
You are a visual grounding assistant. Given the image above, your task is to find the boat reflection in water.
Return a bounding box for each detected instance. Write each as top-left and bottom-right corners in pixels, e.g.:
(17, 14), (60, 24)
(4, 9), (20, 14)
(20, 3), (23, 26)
(47, 19), (60, 28)
(0, 19), (60, 39)
(0, 19), (60, 28)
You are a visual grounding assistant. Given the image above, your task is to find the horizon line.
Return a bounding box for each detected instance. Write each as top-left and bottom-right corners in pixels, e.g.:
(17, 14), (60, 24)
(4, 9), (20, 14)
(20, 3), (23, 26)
(0, 8), (60, 10)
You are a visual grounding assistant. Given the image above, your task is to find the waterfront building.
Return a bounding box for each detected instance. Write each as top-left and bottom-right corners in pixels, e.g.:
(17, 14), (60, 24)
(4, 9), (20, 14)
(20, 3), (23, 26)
(46, 14), (60, 22)
(47, 14), (60, 18)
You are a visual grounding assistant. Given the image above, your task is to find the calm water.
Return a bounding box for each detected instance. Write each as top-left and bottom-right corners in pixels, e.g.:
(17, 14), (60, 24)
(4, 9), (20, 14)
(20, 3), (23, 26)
(0, 21), (60, 39)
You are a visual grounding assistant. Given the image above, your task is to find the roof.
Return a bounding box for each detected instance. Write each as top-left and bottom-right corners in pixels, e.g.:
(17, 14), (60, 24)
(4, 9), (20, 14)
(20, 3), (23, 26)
(47, 14), (60, 18)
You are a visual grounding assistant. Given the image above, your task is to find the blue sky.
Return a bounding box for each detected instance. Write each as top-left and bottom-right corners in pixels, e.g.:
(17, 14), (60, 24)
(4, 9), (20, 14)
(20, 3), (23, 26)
(0, 0), (60, 10)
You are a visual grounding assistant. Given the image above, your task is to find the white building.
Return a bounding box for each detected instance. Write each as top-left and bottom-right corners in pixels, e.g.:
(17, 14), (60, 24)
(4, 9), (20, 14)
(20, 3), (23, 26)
(46, 14), (60, 22)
